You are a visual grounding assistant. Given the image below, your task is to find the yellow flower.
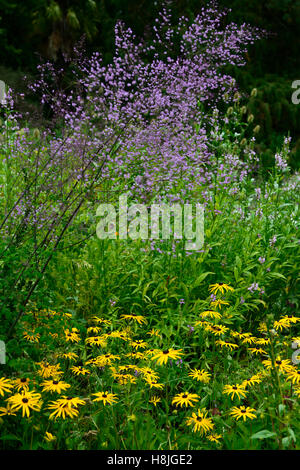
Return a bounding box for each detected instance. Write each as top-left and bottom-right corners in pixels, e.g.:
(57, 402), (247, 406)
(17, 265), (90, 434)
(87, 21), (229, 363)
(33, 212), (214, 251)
(230, 406), (257, 421)
(41, 379), (71, 394)
(172, 392), (199, 408)
(0, 404), (17, 416)
(241, 374), (262, 388)
(92, 391), (118, 406)
(285, 368), (300, 385)
(188, 368), (211, 383)
(210, 299), (229, 310)
(147, 329), (161, 337)
(85, 336), (107, 347)
(200, 310), (222, 320)
(206, 324), (228, 336)
(223, 384), (247, 400)
(248, 347), (267, 356)
(151, 348), (183, 366)
(47, 401), (79, 420)
(0, 377), (14, 396)
(23, 331), (40, 343)
(262, 357), (293, 374)
(145, 377), (164, 389)
(60, 352), (78, 361)
(71, 365), (90, 376)
(216, 340), (238, 351)
(186, 409), (214, 435)
(149, 396), (161, 406)
(44, 432), (56, 442)
(273, 319), (291, 331)
(130, 339), (148, 349)
(207, 433), (222, 443)
(7, 390), (42, 418)
(64, 328), (80, 343)
(36, 362), (62, 379)
(209, 283), (234, 295)
(120, 314), (147, 325)
(90, 316), (111, 325)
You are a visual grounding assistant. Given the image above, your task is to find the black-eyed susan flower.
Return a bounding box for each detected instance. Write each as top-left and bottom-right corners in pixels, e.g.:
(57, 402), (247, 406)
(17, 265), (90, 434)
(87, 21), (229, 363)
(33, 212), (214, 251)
(7, 390), (42, 418)
(172, 392), (199, 408)
(188, 368), (211, 383)
(64, 328), (80, 343)
(92, 391), (118, 405)
(85, 336), (107, 347)
(207, 433), (222, 443)
(216, 340), (238, 351)
(241, 374), (262, 388)
(209, 283), (234, 295)
(56, 396), (85, 409)
(71, 365), (90, 376)
(60, 352), (78, 361)
(0, 404), (17, 416)
(47, 401), (79, 420)
(255, 338), (270, 346)
(14, 377), (31, 392)
(151, 348), (183, 366)
(41, 379), (71, 394)
(262, 357), (293, 374)
(241, 336), (257, 345)
(210, 299), (229, 310)
(149, 396), (161, 406)
(223, 384), (247, 400)
(93, 316), (111, 324)
(147, 329), (161, 338)
(0, 377), (13, 396)
(87, 326), (102, 335)
(273, 319), (291, 332)
(206, 324), (228, 336)
(285, 368), (300, 385)
(120, 314), (147, 325)
(130, 339), (148, 349)
(145, 377), (164, 389)
(36, 362), (62, 379)
(230, 406), (257, 421)
(186, 409), (214, 435)
(200, 310), (222, 320)
(44, 432), (56, 442)
(23, 331), (40, 343)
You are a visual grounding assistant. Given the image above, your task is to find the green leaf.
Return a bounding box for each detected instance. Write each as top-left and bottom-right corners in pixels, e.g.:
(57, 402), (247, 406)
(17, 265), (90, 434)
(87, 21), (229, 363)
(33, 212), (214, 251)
(192, 271), (214, 288)
(250, 430), (277, 440)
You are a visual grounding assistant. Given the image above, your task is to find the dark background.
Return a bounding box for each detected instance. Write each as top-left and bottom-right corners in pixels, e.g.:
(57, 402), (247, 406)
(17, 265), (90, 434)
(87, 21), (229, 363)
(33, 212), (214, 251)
(0, 0), (299, 167)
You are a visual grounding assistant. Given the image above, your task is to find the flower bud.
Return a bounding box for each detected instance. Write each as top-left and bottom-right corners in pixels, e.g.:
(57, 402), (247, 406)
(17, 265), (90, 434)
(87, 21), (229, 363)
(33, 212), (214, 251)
(33, 128), (40, 139)
(253, 125), (260, 134)
(240, 138), (247, 146)
(247, 114), (254, 124)
(251, 88), (258, 98)
(240, 106), (247, 114)
(226, 106), (233, 116)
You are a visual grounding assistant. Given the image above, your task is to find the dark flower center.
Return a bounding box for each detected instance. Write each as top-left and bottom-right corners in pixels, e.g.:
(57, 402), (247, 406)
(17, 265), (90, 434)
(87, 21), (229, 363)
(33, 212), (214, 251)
(163, 349), (169, 354)
(241, 409), (246, 413)
(22, 398), (29, 403)
(53, 380), (59, 385)
(21, 378), (27, 383)
(276, 360), (282, 365)
(182, 394), (188, 398)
